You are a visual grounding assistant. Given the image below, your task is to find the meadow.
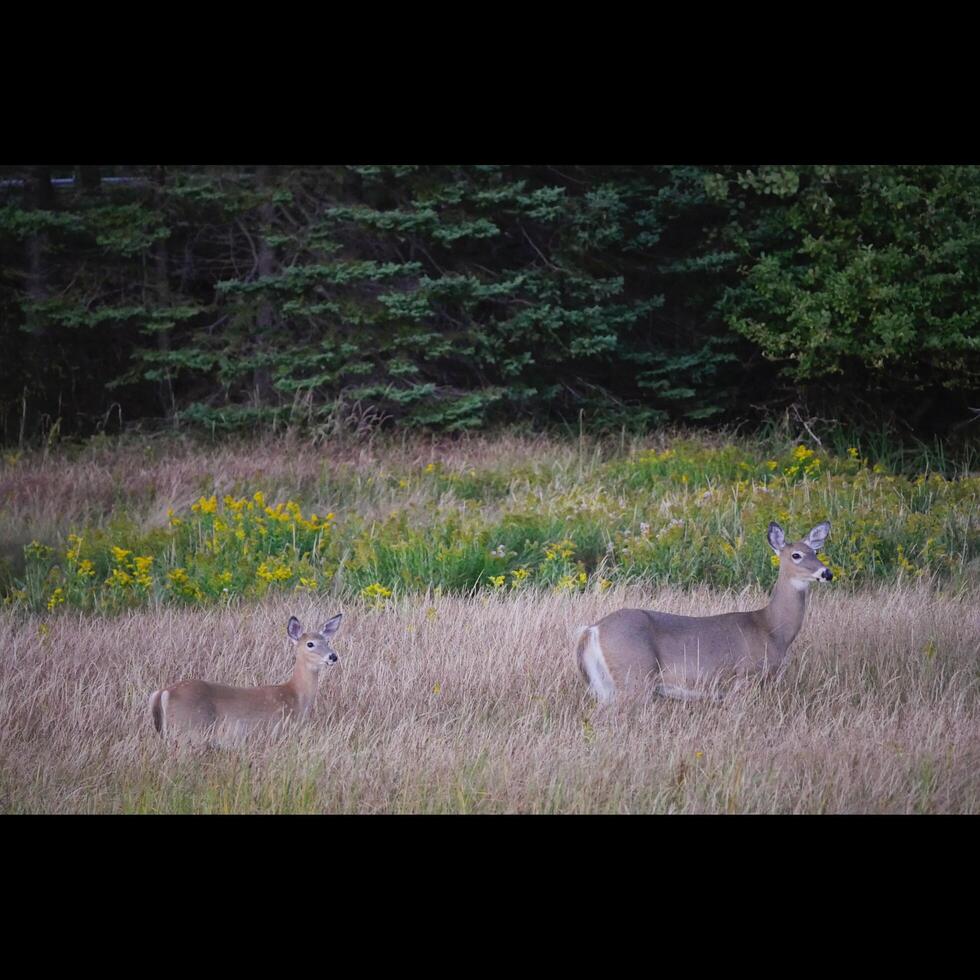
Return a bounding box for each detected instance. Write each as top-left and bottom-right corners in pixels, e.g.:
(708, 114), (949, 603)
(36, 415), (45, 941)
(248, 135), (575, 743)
(1, 430), (978, 813)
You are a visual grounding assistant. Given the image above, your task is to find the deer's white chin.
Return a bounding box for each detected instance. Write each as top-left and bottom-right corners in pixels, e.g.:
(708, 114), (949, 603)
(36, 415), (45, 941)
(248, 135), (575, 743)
(791, 578), (811, 591)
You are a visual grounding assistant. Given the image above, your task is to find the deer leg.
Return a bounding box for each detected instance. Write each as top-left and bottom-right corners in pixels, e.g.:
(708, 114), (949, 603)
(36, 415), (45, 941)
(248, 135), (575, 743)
(654, 684), (723, 703)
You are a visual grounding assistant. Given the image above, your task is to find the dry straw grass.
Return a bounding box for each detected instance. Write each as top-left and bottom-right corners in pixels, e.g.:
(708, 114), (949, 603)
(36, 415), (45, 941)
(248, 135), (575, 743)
(0, 432), (586, 581)
(2, 583), (977, 813)
(1, 431), (583, 525)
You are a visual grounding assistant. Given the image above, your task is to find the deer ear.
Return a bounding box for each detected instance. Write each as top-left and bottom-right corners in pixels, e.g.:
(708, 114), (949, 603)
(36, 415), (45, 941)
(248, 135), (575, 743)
(767, 522), (785, 554)
(287, 616), (303, 642)
(805, 521), (831, 552)
(321, 613), (342, 637)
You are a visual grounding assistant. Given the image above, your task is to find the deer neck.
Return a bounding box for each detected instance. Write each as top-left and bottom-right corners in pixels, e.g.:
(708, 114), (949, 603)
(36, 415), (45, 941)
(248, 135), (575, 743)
(763, 568), (809, 653)
(285, 655), (321, 717)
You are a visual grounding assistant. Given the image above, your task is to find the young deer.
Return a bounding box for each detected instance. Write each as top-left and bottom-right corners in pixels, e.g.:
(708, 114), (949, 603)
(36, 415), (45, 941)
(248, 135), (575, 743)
(149, 614), (342, 739)
(576, 522), (833, 702)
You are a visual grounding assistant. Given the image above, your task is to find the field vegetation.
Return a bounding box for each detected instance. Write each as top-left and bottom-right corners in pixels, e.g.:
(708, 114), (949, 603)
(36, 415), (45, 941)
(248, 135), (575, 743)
(1, 430), (977, 813)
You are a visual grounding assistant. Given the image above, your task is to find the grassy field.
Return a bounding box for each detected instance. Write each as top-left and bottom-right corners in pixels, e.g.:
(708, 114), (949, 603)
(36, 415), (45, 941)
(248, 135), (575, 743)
(1, 431), (978, 813)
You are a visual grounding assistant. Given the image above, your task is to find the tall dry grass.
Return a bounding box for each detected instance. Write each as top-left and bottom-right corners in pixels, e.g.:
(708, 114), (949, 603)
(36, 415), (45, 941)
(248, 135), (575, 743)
(1, 431), (586, 524)
(0, 431), (588, 582)
(2, 583), (977, 813)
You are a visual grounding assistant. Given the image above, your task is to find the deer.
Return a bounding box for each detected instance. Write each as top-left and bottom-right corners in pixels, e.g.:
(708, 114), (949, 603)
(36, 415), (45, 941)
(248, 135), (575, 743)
(149, 614), (342, 740)
(575, 521), (833, 703)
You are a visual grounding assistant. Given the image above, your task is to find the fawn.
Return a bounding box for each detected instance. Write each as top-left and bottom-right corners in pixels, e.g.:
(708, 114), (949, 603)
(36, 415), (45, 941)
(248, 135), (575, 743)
(149, 614), (342, 739)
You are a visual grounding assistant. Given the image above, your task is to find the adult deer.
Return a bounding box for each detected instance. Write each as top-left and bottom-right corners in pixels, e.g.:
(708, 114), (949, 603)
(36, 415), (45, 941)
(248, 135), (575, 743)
(576, 522), (833, 702)
(149, 614), (342, 739)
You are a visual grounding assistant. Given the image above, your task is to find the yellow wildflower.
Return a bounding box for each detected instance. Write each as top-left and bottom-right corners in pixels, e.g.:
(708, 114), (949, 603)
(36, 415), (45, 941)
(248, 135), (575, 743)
(65, 534), (83, 563)
(132, 555), (154, 588)
(191, 494), (218, 515)
(256, 561), (293, 583)
(544, 540), (575, 561)
(361, 582), (393, 607)
(105, 567), (133, 588)
(224, 495), (247, 514)
(554, 574), (583, 592)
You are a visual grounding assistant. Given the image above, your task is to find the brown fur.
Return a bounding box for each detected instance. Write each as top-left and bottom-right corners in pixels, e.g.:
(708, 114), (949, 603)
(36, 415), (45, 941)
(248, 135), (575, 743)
(581, 524), (832, 700)
(151, 616), (341, 740)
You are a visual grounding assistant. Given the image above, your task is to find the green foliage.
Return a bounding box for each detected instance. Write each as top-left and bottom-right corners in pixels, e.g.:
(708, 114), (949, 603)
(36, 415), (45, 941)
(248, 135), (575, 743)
(9, 437), (978, 615)
(717, 165), (980, 410)
(2, 164), (979, 446)
(0, 165), (753, 441)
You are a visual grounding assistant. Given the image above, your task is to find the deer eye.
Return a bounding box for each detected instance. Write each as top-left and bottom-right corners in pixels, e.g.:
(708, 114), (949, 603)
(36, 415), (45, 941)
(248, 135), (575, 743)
(306, 641), (315, 648)
(792, 553), (802, 561)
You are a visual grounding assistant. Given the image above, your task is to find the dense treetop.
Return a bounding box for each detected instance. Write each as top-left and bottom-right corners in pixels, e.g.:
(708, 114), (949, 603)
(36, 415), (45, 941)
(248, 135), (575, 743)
(2, 165), (978, 444)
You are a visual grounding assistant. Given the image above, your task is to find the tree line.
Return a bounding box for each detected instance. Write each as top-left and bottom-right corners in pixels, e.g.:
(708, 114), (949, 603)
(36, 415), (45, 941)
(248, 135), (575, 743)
(2, 164), (978, 445)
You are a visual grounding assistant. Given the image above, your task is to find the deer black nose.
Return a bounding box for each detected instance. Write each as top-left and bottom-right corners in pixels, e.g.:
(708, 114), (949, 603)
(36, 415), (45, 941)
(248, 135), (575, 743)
(822, 569), (833, 581)
(328, 653), (338, 663)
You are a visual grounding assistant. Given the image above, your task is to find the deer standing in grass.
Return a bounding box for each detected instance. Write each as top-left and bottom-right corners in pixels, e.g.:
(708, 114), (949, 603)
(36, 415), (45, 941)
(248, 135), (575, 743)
(576, 522), (833, 703)
(149, 614), (342, 739)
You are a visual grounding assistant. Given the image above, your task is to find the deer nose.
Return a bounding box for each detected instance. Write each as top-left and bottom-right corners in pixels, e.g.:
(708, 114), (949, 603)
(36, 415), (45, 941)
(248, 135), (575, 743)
(821, 569), (833, 581)
(328, 653), (339, 664)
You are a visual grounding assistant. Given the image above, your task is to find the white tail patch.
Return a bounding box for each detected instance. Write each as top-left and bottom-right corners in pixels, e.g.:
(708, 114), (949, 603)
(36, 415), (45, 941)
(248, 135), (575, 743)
(577, 625), (615, 702)
(149, 614), (342, 742)
(149, 689), (167, 735)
